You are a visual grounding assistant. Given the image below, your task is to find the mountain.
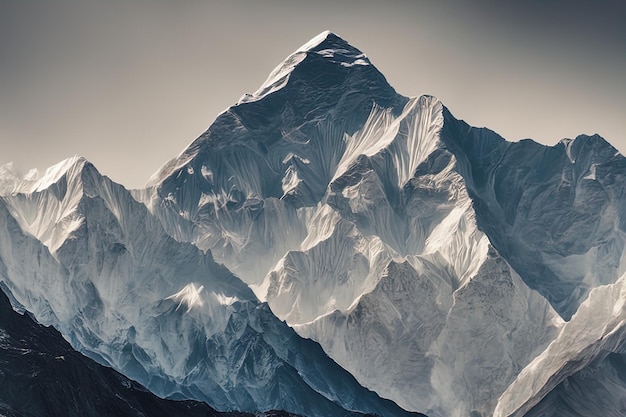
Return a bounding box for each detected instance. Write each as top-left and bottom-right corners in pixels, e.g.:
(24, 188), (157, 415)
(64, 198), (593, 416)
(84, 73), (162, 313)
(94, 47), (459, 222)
(140, 31), (626, 417)
(0, 156), (420, 417)
(1, 29), (624, 417)
(0, 285), (301, 417)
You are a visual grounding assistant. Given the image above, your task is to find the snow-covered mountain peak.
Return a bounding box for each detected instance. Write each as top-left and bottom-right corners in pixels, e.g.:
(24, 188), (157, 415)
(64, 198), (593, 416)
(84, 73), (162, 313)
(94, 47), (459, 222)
(0, 156), (106, 253)
(241, 31), (370, 105)
(165, 283), (205, 312)
(297, 30), (348, 52)
(149, 31), (405, 204)
(296, 30), (369, 67)
(0, 155), (97, 198)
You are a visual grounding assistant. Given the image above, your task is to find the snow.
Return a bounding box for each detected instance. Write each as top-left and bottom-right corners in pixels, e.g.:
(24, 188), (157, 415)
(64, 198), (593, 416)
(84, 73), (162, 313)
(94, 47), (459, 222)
(0, 159), (412, 417)
(494, 274), (626, 417)
(239, 31), (368, 105)
(0, 33), (433, 417)
(165, 283), (205, 312)
(137, 30), (626, 417)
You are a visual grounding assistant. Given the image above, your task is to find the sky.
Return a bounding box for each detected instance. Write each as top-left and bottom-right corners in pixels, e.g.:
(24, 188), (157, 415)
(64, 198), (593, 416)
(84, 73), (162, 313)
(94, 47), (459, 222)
(1, 0), (624, 189)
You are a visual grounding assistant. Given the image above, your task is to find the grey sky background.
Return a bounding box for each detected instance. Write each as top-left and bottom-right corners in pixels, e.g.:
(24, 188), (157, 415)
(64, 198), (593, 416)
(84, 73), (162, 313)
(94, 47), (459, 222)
(1, 0), (624, 189)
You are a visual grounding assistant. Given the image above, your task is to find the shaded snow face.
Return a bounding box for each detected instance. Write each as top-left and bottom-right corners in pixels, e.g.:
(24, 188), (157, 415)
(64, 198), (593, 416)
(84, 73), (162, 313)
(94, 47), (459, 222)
(494, 273), (626, 417)
(141, 31), (407, 288)
(441, 112), (626, 320)
(0, 157), (417, 417)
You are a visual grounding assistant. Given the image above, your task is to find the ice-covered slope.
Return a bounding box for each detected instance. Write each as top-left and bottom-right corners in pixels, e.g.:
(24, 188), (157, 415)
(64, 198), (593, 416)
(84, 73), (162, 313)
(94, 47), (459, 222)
(142, 30), (407, 286)
(522, 352), (626, 417)
(3, 29), (624, 417)
(295, 133), (563, 416)
(0, 158), (421, 417)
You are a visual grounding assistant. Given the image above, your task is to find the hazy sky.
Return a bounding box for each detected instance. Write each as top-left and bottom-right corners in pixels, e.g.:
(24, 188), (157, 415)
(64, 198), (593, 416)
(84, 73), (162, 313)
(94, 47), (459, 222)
(1, 0), (624, 188)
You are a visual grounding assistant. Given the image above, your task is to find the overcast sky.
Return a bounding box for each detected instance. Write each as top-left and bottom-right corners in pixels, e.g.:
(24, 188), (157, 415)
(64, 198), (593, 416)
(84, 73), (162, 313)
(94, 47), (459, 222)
(1, 0), (624, 188)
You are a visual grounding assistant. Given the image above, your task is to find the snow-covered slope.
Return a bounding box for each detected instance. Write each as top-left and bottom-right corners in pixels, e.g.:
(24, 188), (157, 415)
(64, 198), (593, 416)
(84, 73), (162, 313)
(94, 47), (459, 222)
(494, 274), (626, 417)
(441, 115), (626, 320)
(141, 30), (407, 287)
(522, 352), (626, 417)
(295, 140), (563, 416)
(0, 158), (420, 417)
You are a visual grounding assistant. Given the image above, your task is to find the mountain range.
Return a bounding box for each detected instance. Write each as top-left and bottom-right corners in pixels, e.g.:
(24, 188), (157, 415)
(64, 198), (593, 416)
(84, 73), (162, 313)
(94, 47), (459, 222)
(1, 31), (625, 417)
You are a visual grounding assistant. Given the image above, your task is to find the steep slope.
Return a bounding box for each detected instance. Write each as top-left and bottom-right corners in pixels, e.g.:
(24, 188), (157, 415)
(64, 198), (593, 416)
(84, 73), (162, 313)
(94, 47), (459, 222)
(441, 113), (626, 319)
(522, 352), (626, 417)
(4, 29), (624, 417)
(295, 129), (563, 416)
(142, 31), (568, 417)
(0, 286), (299, 417)
(494, 273), (626, 417)
(0, 158), (421, 417)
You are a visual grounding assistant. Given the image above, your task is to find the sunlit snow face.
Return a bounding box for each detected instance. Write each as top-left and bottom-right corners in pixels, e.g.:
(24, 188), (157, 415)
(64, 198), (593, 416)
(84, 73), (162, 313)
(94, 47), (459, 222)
(165, 282), (240, 312)
(166, 283), (205, 312)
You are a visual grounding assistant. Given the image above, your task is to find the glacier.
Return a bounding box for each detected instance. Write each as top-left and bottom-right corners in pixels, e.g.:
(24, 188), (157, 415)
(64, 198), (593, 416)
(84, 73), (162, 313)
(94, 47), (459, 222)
(1, 29), (624, 417)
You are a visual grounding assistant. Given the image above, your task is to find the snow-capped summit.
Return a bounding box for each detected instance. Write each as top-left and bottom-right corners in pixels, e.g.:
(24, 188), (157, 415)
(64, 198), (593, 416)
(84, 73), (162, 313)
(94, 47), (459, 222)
(0, 155), (90, 196)
(242, 30), (371, 105)
(149, 31), (404, 189)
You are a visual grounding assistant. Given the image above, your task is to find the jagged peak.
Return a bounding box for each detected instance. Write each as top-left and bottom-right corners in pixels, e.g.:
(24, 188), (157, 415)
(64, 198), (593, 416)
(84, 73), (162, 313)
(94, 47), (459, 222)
(0, 155), (111, 208)
(296, 30), (368, 61)
(31, 155), (89, 192)
(240, 30), (370, 104)
(0, 155), (89, 196)
(151, 31), (402, 189)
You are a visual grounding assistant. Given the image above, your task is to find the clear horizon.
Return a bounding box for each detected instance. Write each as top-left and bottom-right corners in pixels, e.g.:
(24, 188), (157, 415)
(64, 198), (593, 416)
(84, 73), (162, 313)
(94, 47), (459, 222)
(1, 0), (624, 188)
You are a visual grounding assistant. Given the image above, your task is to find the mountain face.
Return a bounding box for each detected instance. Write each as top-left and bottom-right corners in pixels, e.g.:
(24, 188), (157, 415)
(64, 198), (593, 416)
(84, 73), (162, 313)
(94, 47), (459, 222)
(1, 30), (624, 417)
(442, 117), (626, 320)
(0, 286), (302, 417)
